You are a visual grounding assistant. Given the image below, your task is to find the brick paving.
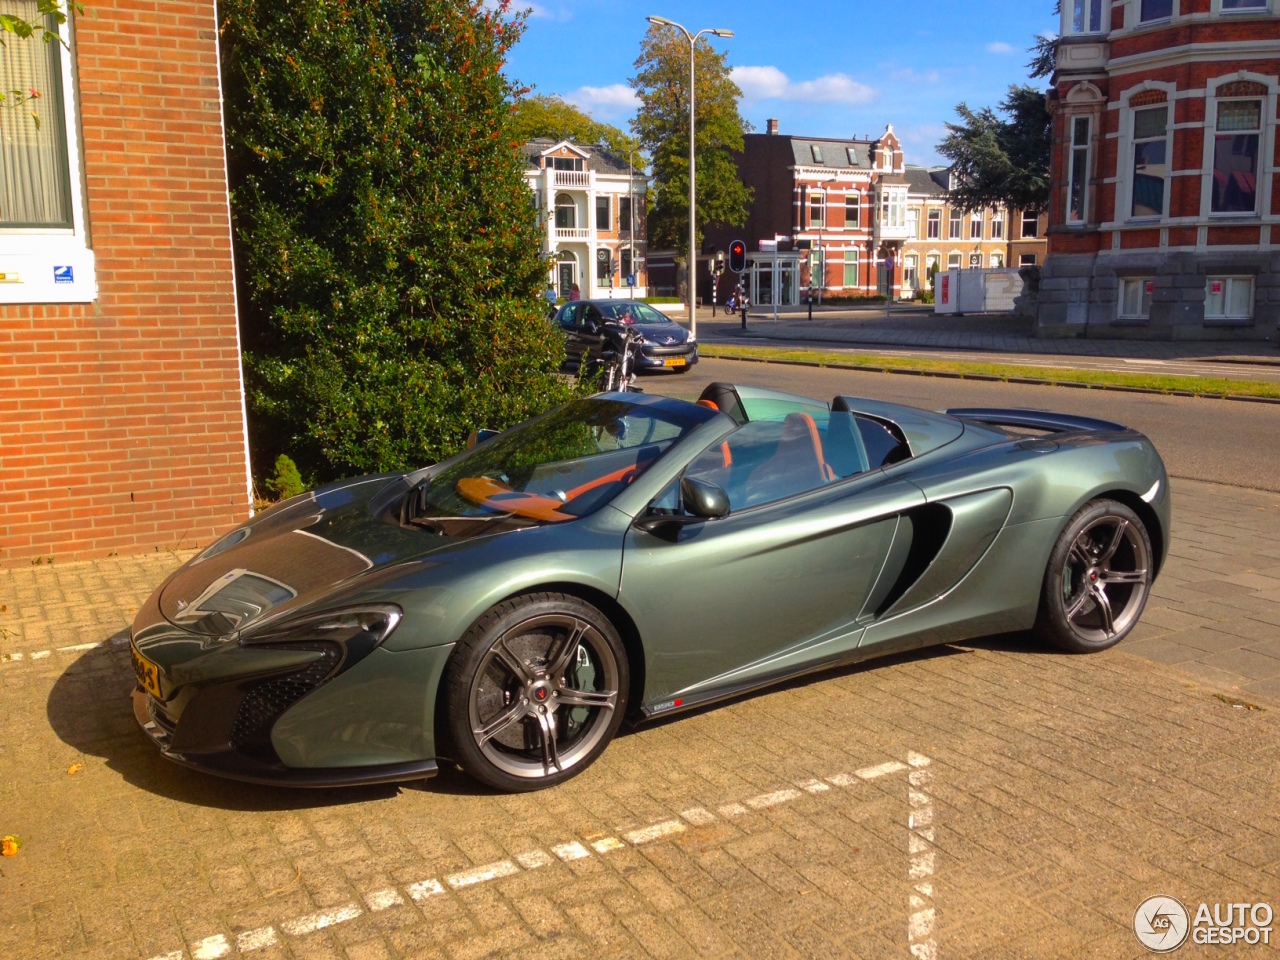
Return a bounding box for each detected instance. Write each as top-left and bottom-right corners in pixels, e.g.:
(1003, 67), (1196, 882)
(1, 479), (1278, 959)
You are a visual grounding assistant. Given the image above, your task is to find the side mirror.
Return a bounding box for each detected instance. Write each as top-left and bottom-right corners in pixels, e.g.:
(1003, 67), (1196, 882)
(681, 476), (730, 519)
(466, 428), (498, 449)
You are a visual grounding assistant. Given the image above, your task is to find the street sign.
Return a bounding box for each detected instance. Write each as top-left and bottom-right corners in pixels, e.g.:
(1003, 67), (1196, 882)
(759, 239), (777, 252)
(884, 257), (894, 271)
(627, 274), (636, 287)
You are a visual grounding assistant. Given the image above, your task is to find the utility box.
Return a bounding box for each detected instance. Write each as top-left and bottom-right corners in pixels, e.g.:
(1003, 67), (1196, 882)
(934, 268), (1023, 315)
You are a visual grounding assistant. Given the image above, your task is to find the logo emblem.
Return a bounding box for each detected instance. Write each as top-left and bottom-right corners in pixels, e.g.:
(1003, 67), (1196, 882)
(534, 687), (548, 701)
(1134, 896), (1190, 952)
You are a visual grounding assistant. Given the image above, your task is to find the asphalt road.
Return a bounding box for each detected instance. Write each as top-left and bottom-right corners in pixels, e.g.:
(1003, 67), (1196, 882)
(647, 357), (1280, 492)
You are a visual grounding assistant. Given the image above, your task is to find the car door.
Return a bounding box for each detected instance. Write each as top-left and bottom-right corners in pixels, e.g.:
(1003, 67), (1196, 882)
(618, 415), (925, 710)
(556, 303), (585, 364)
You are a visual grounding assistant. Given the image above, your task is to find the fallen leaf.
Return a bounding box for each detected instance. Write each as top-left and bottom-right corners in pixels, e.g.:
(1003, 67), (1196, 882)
(1, 836), (20, 857)
(67, 763), (85, 776)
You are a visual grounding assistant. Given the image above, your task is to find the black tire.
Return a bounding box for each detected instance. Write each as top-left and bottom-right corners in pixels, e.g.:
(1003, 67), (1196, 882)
(441, 593), (629, 792)
(673, 364), (692, 374)
(1034, 499), (1153, 653)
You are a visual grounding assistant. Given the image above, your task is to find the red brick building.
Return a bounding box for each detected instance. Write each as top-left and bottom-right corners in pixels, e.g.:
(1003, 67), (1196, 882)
(0, 1), (251, 566)
(704, 120), (908, 305)
(1039, 0), (1280, 338)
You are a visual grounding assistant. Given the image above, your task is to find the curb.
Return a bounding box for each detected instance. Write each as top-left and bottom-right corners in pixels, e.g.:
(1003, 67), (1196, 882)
(701, 352), (1280, 406)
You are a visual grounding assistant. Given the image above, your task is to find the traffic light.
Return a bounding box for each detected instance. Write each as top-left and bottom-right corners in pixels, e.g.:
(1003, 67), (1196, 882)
(728, 239), (746, 273)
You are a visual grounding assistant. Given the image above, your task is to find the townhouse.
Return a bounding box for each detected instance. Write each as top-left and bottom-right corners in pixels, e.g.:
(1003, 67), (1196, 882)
(1039, 0), (1280, 338)
(520, 139), (650, 299)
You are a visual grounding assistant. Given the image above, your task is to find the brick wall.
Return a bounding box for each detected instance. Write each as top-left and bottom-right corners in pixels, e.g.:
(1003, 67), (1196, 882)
(0, 0), (251, 567)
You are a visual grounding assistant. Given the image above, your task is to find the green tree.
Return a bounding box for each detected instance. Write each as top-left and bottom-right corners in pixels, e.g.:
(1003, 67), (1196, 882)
(510, 94), (639, 157)
(1028, 1), (1062, 80)
(629, 24), (751, 249)
(220, 0), (577, 481)
(936, 85), (1052, 214)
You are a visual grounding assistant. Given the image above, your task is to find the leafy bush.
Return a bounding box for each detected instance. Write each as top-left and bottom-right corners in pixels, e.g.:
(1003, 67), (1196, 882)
(220, 0), (578, 482)
(266, 454), (306, 500)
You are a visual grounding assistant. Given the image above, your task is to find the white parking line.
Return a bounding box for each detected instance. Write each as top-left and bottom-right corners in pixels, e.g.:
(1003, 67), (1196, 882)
(279, 904), (362, 937)
(745, 788), (802, 809)
(446, 860), (519, 889)
(622, 819), (686, 845)
(681, 806), (718, 825)
(364, 888), (404, 911)
(856, 760), (908, 780)
(57, 641), (101, 652)
(406, 878), (445, 900)
(190, 935), (229, 960)
(552, 841), (590, 861)
(145, 753), (935, 960)
(515, 850), (553, 870)
(907, 758), (938, 960)
(234, 928), (277, 952)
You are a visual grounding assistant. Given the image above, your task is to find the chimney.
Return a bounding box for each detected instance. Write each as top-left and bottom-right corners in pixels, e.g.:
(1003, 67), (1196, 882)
(767, 118), (778, 136)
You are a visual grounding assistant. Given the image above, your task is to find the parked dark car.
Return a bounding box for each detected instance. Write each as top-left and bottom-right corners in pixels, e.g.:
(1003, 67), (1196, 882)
(553, 299), (697, 373)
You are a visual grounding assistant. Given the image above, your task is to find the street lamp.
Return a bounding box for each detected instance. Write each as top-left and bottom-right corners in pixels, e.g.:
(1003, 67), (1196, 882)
(646, 15), (733, 339)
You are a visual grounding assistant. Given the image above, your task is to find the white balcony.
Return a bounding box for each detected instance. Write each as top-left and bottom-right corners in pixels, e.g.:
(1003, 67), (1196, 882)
(554, 170), (590, 188)
(556, 227), (590, 240)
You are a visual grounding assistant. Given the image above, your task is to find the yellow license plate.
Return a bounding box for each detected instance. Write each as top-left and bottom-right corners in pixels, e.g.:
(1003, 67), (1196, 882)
(663, 357), (686, 368)
(130, 642), (162, 698)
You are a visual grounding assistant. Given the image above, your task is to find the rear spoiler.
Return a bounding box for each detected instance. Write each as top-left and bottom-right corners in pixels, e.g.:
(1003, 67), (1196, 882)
(946, 408), (1128, 434)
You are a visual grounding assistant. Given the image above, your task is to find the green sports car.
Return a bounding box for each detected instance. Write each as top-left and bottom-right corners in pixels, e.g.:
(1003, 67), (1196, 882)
(130, 383), (1170, 791)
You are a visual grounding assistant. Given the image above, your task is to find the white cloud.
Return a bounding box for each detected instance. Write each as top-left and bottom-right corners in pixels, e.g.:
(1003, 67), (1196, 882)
(890, 68), (942, 85)
(986, 41), (1015, 54)
(732, 66), (876, 105)
(563, 84), (640, 122)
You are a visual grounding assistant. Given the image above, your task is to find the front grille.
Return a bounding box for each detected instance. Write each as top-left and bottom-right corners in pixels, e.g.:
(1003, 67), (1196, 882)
(229, 642), (342, 762)
(641, 343), (695, 357)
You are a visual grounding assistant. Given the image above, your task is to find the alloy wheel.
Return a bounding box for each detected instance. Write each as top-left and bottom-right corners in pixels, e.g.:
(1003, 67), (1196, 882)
(466, 614), (620, 780)
(1060, 515), (1151, 644)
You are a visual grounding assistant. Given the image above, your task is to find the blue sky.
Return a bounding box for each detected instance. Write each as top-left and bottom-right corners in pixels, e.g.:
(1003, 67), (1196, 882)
(502, 0), (1058, 167)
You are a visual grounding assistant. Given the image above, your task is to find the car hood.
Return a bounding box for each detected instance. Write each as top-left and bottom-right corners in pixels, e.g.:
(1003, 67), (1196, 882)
(156, 475), (516, 637)
(631, 322), (688, 344)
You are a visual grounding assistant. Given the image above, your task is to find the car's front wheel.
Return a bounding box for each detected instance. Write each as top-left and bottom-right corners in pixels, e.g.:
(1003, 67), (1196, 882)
(442, 593), (628, 791)
(1035, 499), (1153, 653)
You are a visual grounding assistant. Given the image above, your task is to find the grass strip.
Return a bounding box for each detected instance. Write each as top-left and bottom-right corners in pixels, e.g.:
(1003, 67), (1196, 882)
(700, 345), (1280, 402)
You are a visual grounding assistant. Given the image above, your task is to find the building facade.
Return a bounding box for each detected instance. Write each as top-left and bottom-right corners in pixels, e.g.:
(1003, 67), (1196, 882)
(521, 139), (650, 299)
(704, 121), (909, 306)
(1039, 0), (1280, 338)
(0, 1), (251, 566)
(901, 167), (1049, 298)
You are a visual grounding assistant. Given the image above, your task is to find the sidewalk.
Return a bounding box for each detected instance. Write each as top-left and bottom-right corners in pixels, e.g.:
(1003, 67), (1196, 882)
(689, 304), (1280, 366)
(1, 478), (1279, 959)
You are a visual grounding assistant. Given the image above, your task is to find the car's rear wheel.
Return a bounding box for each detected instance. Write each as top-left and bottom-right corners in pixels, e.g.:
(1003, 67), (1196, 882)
(442, 593), (628, 791)
(1035, 499), (1153, 653)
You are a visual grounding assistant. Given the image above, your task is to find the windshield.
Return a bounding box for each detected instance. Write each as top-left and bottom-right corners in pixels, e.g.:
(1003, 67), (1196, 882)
(593, 302), (674, 325)
(416, 398), (704, 524)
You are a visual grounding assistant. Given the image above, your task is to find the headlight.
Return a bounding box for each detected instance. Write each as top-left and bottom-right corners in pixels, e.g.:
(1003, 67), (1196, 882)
(239, 605), (402, 660)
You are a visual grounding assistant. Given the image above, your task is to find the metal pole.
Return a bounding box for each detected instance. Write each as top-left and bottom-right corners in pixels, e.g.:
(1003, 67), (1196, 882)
(687, 35), (696, 339)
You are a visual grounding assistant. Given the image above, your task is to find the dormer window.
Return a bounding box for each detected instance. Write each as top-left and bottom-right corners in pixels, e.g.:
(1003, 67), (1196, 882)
(811, 144), (824, 164)
(846, 147), (858, 165)
(552, 156), (584, 172)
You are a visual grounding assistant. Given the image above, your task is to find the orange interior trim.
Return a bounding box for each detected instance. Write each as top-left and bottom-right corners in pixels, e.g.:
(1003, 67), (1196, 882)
(794, 413), (836, 482)
(697, 399), (719, 411)
(454, 477), (574, 523)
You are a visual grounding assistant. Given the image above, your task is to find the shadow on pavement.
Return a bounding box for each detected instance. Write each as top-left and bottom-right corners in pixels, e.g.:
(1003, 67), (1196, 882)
(46, 636), (413, 811)
(46, 629), (1054, 806)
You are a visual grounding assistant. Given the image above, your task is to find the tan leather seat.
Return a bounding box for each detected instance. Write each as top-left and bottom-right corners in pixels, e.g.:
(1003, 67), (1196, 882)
(743, 413), (833, 506)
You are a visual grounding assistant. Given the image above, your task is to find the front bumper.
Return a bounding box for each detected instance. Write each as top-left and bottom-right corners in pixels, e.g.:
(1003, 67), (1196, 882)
(132, 687), (437, 787)
(636, 343), (699, 371)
